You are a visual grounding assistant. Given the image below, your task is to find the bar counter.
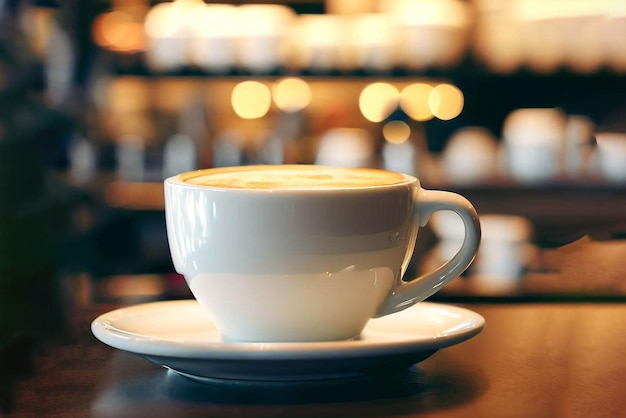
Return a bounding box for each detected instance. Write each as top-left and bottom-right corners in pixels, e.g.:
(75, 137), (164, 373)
(7, 301), (626, 418)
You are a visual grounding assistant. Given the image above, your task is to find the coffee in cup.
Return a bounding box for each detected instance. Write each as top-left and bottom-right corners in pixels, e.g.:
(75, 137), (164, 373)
(165, 164), (480, 342)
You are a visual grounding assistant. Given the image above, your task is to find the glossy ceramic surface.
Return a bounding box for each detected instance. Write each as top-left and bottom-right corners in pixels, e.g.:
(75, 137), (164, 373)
(164, 165), (480, 342)
(91, 300), (485, 381)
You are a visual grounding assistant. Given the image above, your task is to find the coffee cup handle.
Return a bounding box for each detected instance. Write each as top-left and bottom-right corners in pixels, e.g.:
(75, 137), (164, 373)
(375, 188), (481, 317)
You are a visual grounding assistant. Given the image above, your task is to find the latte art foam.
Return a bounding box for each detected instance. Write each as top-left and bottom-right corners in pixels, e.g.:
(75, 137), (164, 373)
(183, 165), (407, 189)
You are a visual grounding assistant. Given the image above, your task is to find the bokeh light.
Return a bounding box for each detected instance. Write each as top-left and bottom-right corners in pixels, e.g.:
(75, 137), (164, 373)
(272, 77), (312, 112)
(359, 82), (399, 123)
(429, 83), (464, 120)
(399, 83), (434, 121)
(231, 81), (272, 119)
(92, 11), (145, 53)
(383, 0), (471, 28)
(144, 2), (196, 39)
(382, 120), (411, 144)
(188, 4), (238, 38)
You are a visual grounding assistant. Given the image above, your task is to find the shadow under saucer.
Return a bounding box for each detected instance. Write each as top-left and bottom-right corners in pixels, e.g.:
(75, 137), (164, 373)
(91, 350), (488, 418)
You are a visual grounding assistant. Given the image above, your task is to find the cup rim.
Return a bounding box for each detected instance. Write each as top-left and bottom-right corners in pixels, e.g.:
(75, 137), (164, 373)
(165, 164), (417, 193)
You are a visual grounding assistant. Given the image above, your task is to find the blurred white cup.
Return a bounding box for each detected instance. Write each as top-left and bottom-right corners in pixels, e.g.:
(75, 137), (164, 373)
(187, 4), (238, 72)
(315, 128), (375, 168)
(521, 19), (565, 74)
(474, 15), (524, 74)
(562, 16), (605, 74)
(593, 132), (626, 182)
(382, 0), (471, 70)
(442, 127), (499, 184)
(430, 212), (535, 294)
(144, 1), (194, 72)
(286, 14), (353, 71)
(429, 210), (466, 261)
(235, 4), (296, 73)
(472, 215), (534, 293)
(382, 140), (417, 176)
(604, 15), (626, 72)
(501, 108), (567, 183)
(351, 13), (399, 72)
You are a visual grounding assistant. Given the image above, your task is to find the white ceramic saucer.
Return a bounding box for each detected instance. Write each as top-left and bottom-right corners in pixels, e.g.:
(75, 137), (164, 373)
(91, 300), (484, 382)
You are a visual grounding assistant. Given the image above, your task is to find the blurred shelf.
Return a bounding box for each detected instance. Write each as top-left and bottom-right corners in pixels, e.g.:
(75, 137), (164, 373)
(433, 292), (626, 304)
(108, 51), (626, 80)
(437, 237), (626, 302)
(100, 68), (626, 143)
(102, 180), (165, 210)
(434, 274), (626, 304)
(439, 180), (626, 246)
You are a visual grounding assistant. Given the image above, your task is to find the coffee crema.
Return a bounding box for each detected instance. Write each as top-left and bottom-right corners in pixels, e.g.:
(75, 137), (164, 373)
(182, 165), (408, 189)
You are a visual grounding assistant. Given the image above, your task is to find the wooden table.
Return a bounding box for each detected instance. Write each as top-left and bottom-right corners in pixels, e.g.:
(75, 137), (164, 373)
(6, 302), (626, 418)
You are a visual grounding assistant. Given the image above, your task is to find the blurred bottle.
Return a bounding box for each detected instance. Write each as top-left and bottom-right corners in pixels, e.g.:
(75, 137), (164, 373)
(564, 115), (596, 179)
(68, 136), (97, 185)
(213, 130), (244, 168)
(176, 95), (211, 168)
(42, 16), (74, 106)
(252, 130), (284, 165)
(116, 135), (145, 181)
(163, 133), (197, 179)
(381, 116), (431, 178)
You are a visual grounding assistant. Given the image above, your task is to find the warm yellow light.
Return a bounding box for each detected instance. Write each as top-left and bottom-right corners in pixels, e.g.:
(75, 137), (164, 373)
(272, 77), (312, 112)
(383, 120), (411, 144)
(231, 81), (272, 119)
(236, 4), (295, 36)
(400, 83), (434, 121)
(188, 4), (237, 38)
(144, 2), (197, 39)
(145, 4), (175, 38)
(516, 0), (615, 21)
(92, 11), (145, 53)
(384, 0), (471, 28)
(429, 83), (463, 120)
(93, 11), (128, 47)
(359, 82), (399, 123)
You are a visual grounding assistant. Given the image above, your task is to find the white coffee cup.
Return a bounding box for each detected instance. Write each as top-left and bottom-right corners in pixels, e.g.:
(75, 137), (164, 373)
(165, 165), (480, 342)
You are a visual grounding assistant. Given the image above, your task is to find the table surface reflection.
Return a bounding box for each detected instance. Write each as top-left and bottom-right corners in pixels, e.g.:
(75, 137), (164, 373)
(8, 302), (626, 418)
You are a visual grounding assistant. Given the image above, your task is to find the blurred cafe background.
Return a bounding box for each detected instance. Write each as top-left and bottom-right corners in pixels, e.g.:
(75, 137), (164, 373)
(2, 0), (626, 409)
